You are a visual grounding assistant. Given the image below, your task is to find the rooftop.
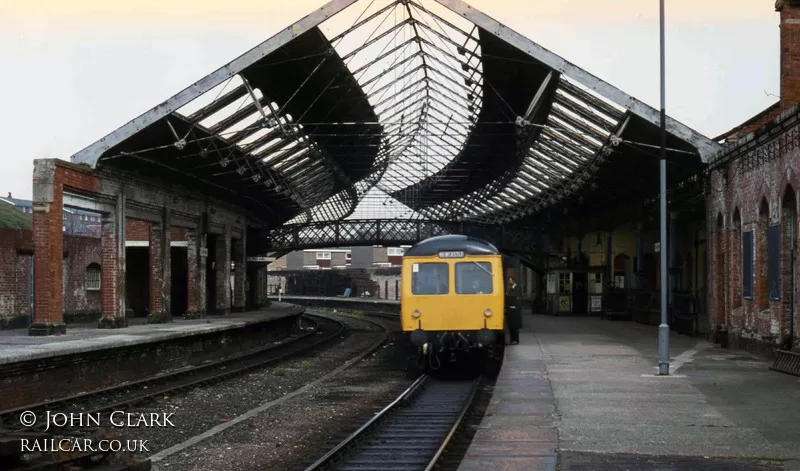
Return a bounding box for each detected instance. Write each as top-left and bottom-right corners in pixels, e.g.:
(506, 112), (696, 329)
(0, 199), (32, 231)
(67, 0), (720, 232)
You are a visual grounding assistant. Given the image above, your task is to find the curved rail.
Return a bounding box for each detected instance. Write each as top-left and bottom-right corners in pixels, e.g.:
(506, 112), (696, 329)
(0, 314), (342, 430)
(305, 375), (479, 471)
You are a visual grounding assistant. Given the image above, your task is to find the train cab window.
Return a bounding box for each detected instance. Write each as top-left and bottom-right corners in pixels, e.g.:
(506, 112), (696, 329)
(455, 262), (493, 294)
(411, 263), (449, 295)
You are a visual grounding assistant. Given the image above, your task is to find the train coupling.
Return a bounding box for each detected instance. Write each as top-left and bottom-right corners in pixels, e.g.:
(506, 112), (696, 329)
(476, 328), (496, 346)
(410, 328), (428, 347)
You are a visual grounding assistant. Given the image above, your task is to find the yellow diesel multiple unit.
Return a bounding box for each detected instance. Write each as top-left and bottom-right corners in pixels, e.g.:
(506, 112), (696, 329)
(401, 235), (505, 357)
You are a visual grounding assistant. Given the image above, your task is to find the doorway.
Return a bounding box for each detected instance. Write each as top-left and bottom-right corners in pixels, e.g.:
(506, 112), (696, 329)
(572, 272), (588, 314)
(171, 247), (188, 316)
(246, 263), (259, 310)
(206, 234), (217, 314)
(125, 247), (149, 316)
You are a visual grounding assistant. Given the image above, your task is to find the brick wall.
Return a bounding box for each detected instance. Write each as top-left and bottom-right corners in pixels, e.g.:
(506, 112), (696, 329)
(214, 232), (231, 313)
(63, 235), (102, 315)
(706, 0), (800, 350)
(780, 0), (800, 109)
(125, 219), (150, 241)
(150, 222), (164, 314)
(32, 160), (101, 328)
(0, 229), (32, 326)
(170, 227), (187, 241)
(28, 158), (267, 329)
(186, 229), (202, 313)
(388, 255), (403, 266)
(707, 128), (800, 349)
(100, 214), (119, 319)
(1, 228), (101, 326)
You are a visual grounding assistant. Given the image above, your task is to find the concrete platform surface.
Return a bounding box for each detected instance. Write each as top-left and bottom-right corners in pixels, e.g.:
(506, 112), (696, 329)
(461, 314), (800, 471)
(0, 303), (304, 365)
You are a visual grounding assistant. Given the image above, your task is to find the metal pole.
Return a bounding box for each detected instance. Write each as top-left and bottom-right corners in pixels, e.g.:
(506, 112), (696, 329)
(658, 0), (670, 375)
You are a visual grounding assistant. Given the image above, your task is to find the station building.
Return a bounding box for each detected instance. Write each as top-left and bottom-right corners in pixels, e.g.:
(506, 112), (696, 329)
(533, 0), (800, 351)
(2, 0), (798, 359)
(704, 0), (800, 352)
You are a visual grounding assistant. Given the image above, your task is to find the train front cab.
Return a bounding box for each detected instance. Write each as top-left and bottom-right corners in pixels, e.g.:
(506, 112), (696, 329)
(401, 250), (505, 364)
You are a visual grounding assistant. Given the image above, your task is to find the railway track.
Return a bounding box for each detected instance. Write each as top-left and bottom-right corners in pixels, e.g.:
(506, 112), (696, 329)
(0, 314), (345, 470)
(305, 375), (478, 471)
(1, 315), (343, 430)
(361, 312), (400, 322)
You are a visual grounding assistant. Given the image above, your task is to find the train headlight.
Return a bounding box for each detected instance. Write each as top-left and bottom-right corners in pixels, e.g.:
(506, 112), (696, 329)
(484, 308), (492, 317)
(412, 309), (421, 318)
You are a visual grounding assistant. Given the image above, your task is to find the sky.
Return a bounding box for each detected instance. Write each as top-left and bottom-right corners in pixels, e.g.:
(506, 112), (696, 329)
(0, 0), (780, 200)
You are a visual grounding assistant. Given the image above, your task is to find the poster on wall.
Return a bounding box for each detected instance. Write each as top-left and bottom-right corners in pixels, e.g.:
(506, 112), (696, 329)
(559, 295), (571, 312)
(593, 272), (603, 293)
(590, 295), (602, 312)
(547, 273), (557, 294)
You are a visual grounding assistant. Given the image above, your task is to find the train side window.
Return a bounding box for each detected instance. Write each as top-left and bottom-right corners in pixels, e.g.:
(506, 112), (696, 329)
(455, 262), (493, 294)
(411, 263), (449, 295)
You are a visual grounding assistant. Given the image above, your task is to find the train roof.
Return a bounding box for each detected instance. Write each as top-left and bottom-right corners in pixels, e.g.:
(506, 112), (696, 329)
(404, 234), (499, 257)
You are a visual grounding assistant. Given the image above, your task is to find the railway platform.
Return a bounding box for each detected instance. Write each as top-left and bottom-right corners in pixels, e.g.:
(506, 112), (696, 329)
(460, 313), (800, 471)
(268, 295), (400, 314)
(0, 302), (304, 365)
(0, 303), (305, 409)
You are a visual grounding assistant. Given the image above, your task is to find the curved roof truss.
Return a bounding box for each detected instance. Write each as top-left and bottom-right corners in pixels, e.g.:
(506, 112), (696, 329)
(70, 0), (721, 228)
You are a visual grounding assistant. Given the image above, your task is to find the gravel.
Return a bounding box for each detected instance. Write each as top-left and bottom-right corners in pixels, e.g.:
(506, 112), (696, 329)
(107, 314), (418, 470)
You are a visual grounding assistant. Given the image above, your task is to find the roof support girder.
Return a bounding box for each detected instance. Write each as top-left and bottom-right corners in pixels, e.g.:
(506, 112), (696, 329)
(71, 0), (361, 167)
(431, 0), (722, 162)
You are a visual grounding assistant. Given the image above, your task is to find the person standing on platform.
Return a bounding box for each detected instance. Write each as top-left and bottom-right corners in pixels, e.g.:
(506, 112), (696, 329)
(506, 276), (522, 345)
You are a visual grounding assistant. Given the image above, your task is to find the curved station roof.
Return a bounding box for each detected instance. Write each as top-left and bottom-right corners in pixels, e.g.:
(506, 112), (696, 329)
(71, 0), (721, 231)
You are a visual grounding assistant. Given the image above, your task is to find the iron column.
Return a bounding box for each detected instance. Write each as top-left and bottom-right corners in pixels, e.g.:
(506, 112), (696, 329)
(658, 0), (670, 375)
(606, 232), (613, 284)
(636, 223), (645, 289)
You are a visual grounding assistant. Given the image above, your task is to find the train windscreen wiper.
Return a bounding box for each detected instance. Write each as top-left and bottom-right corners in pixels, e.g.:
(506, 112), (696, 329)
(471, 261), (492, 277)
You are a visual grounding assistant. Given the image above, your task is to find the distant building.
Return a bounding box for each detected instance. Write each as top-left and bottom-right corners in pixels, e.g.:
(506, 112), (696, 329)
(268, 245), (408, 271)
(0, 193), (101, 237)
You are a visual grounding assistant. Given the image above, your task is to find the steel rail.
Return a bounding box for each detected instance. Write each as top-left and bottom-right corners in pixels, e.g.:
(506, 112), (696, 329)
(0, 315), (343, 431)
(303, 375), (430, 471)
(423, 377), (478, 471)
(3, 312), (393, 471)
(304, 375), (479, 471)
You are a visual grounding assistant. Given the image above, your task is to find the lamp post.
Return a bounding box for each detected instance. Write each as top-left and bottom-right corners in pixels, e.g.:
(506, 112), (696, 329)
(658, 0), (670, 375)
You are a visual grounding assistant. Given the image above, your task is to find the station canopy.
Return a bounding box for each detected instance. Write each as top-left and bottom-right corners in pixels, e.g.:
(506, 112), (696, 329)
(71, 0), (721, 229)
